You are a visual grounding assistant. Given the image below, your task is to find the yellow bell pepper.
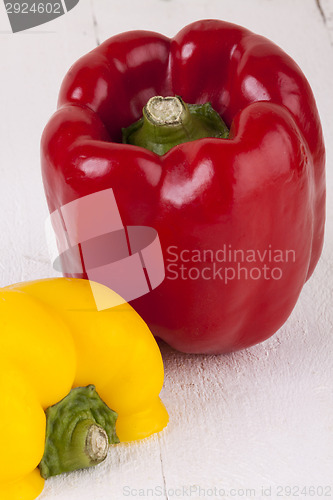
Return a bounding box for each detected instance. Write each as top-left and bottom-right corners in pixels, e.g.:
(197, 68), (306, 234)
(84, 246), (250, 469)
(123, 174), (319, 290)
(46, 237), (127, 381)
(0, 278), (168, 500)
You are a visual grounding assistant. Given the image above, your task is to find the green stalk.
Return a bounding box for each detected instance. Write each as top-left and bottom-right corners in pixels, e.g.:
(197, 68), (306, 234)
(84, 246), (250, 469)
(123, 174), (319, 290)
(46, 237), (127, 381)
(122, 95), (229, 155)
(39, 385), (119, 479)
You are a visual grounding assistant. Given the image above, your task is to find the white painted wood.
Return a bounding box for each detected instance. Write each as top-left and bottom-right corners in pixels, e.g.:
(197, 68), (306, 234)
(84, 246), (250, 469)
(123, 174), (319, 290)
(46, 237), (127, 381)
(0, 0), (332, 498)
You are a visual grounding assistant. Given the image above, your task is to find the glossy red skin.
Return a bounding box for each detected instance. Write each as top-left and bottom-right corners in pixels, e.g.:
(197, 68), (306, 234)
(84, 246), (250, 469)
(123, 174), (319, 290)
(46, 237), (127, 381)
(41, 20), (325, 354)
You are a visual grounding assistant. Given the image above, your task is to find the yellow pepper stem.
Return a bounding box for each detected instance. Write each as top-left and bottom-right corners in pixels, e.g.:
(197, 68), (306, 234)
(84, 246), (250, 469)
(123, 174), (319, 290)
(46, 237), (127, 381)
(39, 385), (119, 479)
(65, 419), (108, 467)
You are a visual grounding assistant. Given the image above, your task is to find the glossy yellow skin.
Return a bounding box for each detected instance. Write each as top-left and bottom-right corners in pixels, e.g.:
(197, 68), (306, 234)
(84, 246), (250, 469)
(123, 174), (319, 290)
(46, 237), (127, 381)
(0, 278), (168, 500)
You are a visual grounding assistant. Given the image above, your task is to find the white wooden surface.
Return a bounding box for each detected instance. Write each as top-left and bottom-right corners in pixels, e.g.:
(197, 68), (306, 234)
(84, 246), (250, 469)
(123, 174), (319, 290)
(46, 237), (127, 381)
(0, 1), (333, 499)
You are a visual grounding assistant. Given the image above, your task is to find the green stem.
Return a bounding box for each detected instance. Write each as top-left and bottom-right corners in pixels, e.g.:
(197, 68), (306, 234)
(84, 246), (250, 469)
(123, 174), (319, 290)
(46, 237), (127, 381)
(65, 419), (109, 469)
(122, 95), (229, 156)
(39, 385), (119, 479)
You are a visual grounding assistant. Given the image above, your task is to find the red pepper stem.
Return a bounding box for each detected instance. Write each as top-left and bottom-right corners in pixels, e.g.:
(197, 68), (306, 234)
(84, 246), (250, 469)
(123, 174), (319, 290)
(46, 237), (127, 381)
(122, 95), (229, 156)
(144, 96), (188, 127)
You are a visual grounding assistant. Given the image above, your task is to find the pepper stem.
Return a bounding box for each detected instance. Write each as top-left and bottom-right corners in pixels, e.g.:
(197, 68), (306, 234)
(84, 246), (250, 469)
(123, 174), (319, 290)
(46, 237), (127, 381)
(145, 95), (187, 125)
(122, 95), (229, 155)
(67, 419), (109, 469)
(39, 385), (119, 479)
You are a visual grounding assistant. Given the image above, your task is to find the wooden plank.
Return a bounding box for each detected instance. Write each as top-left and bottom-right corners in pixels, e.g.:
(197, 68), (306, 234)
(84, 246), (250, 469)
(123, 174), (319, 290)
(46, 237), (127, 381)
(40, 436), (167, 499)
(318, 0), (333, 44)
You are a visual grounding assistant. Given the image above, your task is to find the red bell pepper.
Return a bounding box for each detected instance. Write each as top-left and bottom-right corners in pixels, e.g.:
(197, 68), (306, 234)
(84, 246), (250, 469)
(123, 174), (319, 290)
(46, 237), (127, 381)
(41, 20), (325, 354)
